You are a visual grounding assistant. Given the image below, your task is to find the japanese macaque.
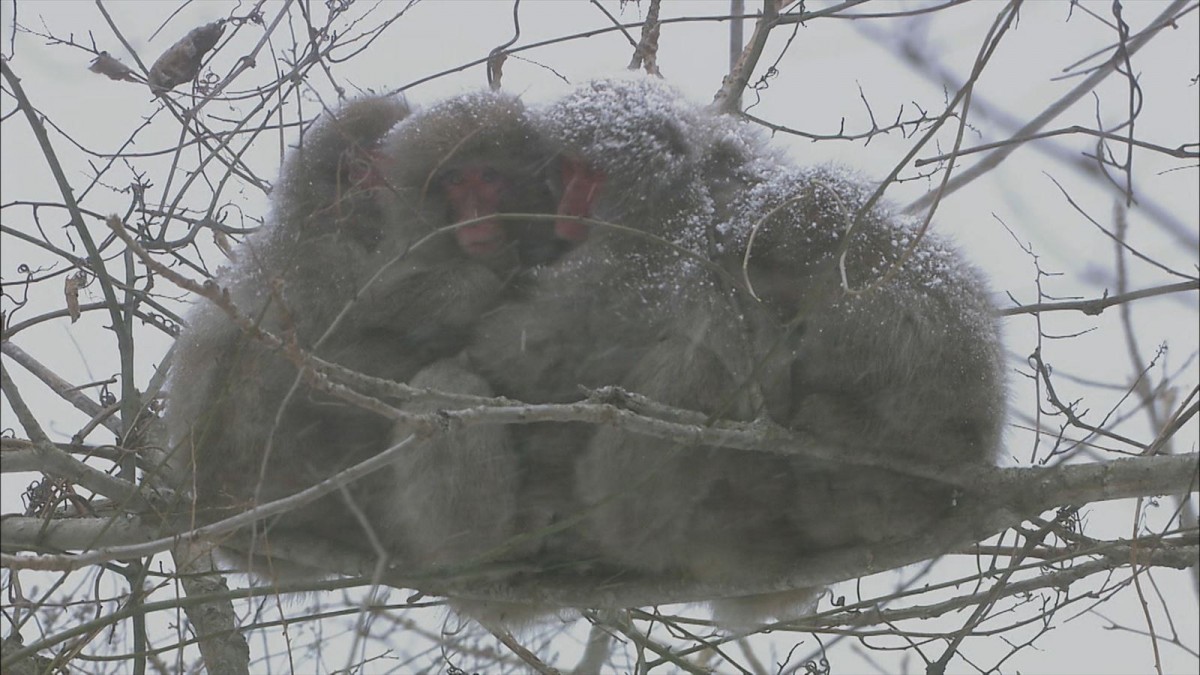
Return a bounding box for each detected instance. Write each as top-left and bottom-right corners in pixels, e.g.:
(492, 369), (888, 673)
(473, 78), (1005, 628)
(470, 78), (795, 587)
(167, 92), (560, 579)
(704, 130), (1005, 517)
(696, 117), (1006, 625)
(168, 73), (1007, 635)
(367, 92), (563, 571)
(168, 95), (413, 571)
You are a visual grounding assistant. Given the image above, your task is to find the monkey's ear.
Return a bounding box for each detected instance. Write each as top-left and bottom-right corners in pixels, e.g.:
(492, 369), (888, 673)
(327, 96), (411, 147)
(647, 116), (690, 163)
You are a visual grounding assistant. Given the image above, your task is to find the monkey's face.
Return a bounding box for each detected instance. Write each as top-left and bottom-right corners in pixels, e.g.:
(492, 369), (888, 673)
(343, 148), (388, 194)
(440, 164), (509, 258)
(436, 161), (568, 269)
(552, 155), (606, 243)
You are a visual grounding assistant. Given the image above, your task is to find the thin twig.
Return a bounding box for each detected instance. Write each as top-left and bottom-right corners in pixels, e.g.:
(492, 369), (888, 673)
(915, 124), (1198, 167)
(0, 364), (142, 505)
(1, 341), (123, 435)
(999, 280), (1200, 317)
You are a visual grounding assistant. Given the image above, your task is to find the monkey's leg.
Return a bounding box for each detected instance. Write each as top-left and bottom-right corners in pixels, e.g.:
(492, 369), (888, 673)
(377, 357), (520, 569)
(575, 338), (778, 575)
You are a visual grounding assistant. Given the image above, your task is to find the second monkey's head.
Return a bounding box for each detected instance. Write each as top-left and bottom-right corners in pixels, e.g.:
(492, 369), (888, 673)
(376, 92), (569, 271)
(536, 76), (712, 252)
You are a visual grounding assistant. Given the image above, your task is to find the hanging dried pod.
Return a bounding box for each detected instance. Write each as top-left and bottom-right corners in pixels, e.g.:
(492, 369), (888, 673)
(147, 20), (225, 94)
(64, 271), (87, 323)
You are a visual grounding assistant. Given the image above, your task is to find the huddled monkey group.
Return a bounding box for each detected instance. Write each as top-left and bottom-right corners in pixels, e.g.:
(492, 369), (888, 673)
(167, 77), (1005, 626)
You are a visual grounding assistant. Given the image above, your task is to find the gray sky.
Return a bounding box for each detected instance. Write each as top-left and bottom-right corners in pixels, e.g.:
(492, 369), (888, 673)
(2, 1), (1197, 673)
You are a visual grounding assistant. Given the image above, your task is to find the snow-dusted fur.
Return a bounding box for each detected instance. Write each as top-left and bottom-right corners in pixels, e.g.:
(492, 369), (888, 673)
(490, 76), (1004, 627)
(170, 77), (1005, 631)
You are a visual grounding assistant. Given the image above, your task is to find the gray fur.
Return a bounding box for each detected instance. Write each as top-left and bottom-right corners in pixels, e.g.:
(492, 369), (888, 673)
(168, 92), (559, 578)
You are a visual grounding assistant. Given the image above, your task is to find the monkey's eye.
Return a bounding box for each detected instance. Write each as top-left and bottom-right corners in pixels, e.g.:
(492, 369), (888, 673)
(441, 170), (465, 186)
(480, 167), (502, 183)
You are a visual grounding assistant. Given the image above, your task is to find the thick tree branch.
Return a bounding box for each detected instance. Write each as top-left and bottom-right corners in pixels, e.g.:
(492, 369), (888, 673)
(1, 515), (160, 551)
(171, 541), (251, 675)
(0, 433), (419, 571)
(391, 453), (1200, 608)
(12, 451), (1189, 614)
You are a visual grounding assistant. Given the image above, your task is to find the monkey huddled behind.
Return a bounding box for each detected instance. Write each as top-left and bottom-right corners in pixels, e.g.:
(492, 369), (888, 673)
(168, 77), (1005, 626)
(699, 110), (1005, 623)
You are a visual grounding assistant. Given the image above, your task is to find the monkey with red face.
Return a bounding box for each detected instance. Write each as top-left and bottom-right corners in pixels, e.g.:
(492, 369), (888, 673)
(366, 92), (566, 571)
(468, 78), (789, 587)
(471, 78), (1004, 630)
(168, 92), (561, 579)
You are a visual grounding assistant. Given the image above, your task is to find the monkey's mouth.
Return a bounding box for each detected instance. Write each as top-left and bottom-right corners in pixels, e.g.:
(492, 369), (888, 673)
(455, 219), (506, 258)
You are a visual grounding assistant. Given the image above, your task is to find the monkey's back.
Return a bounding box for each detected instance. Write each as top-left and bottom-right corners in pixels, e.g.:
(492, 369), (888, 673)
(166, 96), (425, 567)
